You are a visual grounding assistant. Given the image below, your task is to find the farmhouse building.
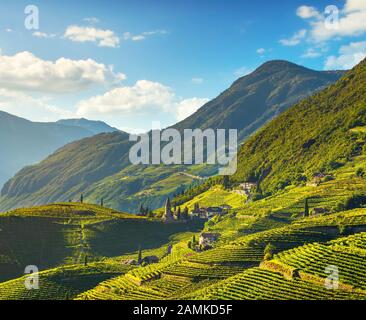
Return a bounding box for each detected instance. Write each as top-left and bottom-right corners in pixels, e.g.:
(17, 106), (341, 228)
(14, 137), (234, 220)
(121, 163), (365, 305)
(199, 233), (220, 248)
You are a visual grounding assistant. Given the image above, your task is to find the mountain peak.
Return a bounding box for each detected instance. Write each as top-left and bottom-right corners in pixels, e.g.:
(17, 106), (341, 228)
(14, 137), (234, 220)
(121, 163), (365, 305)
(56, 118), (118, 135)
(253, 60), (311, 75)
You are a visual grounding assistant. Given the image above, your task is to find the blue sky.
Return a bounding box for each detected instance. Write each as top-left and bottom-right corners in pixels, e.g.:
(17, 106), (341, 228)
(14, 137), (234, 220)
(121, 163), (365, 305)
(0, 0), (365, 131)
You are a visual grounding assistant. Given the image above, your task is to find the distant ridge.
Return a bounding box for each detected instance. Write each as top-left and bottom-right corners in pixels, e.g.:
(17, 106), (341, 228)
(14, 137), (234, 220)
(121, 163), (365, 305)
(56, 118), (118, 135)
(0, 111), (117, 188)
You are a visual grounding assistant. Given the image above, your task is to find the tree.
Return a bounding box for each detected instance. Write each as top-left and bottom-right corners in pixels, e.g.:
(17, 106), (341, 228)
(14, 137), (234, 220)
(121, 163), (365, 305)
(304, 198), (310, 217)
(291, 268), (301, 280)
(100, 198), (104, 207)
(356, 168), (365, 178)
(80, 194), (84, 204)
(84, 254), (88, 266)
(137, 247), (142, 265)
(223, 175), (230, 189)
(139, 204), (144, 215)
(187, 241), (192, 249)
(167, 244), (173, 255)
(183, 207), (189, 220)
(264, 243), (276, 261)
(176, 207), (181, 220)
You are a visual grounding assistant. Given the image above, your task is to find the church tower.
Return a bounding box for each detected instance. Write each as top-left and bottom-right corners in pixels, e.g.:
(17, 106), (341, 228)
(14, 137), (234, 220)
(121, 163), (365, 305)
(163, 198), (175, 223)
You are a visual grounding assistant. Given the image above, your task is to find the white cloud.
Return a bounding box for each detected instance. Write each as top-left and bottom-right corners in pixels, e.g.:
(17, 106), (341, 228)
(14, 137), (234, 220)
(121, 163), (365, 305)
(76, 80), (208, 121)
(191, 77), (203, 85)
(83, 17), (100, 24)
(297, 1), (366, 42)
(0, 51), (125, 93)
(176, 98), (209, 121)
(63, 25), (120, 48)
(325, 41), (366, 69)
(141, 30), (168, 36)
(0, 88), (74, 122)
(296, 6), (322, 19)
(345, 0), (366, 13)
(279, 29), (307, 46)
(301, 48), (321, 58)
(5, 28), (13, 33)
(256, 48), (266, 55)
(33, 31), (56, 38)
(123, 30), (168, 42)
(234, 67), (253, 78)
(76, 80), (174, 116)
(131, 35), (145, 41)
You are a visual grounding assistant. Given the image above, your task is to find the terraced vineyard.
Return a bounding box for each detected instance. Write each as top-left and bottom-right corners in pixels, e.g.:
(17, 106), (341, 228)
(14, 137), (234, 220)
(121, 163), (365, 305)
(77, 273), (198, 300)
(187, 245), (264, 264)
(0, 262), (133, 300)
(163, 261), (245, 279)
(185, 268), (366, 300)
(271, 233), (366, 290)
(2, 152), (366, 300)
(176, 185), (246, 211)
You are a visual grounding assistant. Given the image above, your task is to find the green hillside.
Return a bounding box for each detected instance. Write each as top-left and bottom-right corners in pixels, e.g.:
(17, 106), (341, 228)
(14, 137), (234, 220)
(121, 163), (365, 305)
(0, 263), (133, 300)
(232, 58), (366, 195)
(0, 203), (203, 283)
(2, 160), (366, 299)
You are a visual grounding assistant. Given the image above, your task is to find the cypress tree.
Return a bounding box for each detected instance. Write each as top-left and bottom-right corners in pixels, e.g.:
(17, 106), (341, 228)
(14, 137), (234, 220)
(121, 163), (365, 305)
(80, 194), (84, 204)
(223, 175), (230, 189)
(304, 198), (310, 217)
(183, 207), (189, 220)
(137, 247), (142, 264)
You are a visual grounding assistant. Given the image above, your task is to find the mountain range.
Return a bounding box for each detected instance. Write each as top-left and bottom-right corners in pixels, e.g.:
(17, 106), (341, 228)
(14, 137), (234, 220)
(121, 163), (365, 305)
(0, 61), (346, 212)
(0, 111), (117, 188)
